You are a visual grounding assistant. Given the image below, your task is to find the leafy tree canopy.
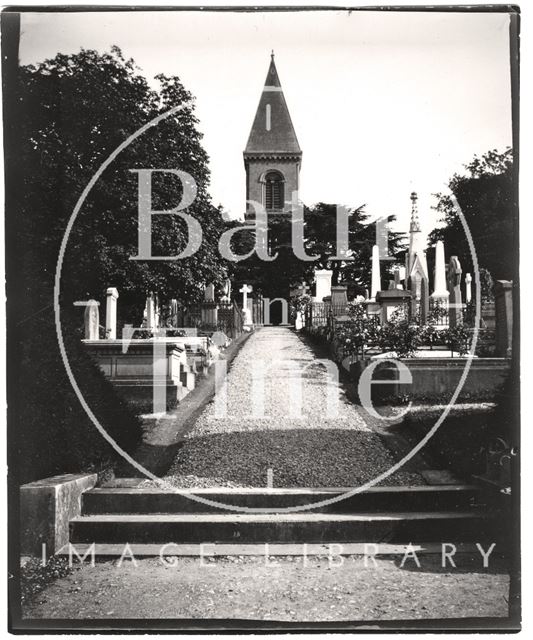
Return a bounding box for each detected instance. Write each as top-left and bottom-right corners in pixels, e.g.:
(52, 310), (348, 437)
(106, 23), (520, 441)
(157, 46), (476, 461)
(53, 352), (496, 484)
(229, 203), (406, 298)
(428, 148), (515, 284)
(18, 47), (229, 325)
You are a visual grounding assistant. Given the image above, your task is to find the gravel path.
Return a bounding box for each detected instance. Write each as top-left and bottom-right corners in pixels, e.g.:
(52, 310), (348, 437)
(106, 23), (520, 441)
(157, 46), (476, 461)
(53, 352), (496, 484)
(23, 554), (510, 622)
(163, 327), (423, 488)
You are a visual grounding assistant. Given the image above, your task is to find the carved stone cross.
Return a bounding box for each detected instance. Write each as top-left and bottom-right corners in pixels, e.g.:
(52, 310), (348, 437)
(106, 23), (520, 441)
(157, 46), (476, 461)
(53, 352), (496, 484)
(239, 284), (253, 309)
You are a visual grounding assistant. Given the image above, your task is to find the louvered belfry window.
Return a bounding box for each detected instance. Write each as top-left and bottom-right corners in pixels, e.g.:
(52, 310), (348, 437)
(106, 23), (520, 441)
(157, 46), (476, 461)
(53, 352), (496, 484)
(265, 171), (284, 210)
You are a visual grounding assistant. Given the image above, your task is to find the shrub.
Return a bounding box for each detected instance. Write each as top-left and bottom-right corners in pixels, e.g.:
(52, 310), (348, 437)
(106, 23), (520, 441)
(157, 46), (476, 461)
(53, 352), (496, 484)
(290, 294), (312, 316)
(11, 312), (142, 485)
(440, 325), (473, 356)
(336, 302), (381, 357)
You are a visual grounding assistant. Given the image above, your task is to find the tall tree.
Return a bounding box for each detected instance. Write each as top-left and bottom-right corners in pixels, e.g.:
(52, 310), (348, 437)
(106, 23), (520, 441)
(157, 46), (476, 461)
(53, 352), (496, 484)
(429, 148), (515, 283)
(19, 47), (229, 325)
(12, 48), (228, 482)
(228, 204), (406, 297)
(304, 204), (405, 289)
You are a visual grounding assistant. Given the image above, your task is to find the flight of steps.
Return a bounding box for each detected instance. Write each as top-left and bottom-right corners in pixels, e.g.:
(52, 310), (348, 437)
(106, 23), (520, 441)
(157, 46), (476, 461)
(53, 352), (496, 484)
(60, 483), (505, 556)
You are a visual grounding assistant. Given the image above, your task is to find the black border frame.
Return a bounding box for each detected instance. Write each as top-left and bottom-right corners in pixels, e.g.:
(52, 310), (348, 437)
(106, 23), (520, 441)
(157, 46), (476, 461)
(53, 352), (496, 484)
(3, 4), (521, 633)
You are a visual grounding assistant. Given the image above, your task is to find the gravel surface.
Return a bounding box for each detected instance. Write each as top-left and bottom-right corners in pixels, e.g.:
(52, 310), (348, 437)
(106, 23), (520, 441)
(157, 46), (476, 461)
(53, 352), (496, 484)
(22, 554), (510, 622)
(163, 327), (423, 488)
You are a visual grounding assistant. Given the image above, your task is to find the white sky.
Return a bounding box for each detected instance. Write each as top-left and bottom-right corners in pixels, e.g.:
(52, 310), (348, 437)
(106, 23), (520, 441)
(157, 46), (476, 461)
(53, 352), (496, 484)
(19, 9), (513, 234)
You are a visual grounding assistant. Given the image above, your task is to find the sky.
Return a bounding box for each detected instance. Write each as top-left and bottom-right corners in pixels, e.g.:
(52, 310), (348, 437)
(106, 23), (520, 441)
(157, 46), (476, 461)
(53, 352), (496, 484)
(19, 9), (513, 235)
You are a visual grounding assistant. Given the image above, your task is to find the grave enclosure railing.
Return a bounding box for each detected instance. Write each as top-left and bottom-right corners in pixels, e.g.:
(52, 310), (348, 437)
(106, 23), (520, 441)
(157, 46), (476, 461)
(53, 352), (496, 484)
(305, 302), (331, 328)
(177, 301), (244, 339)
(304, 302), (370, 329)
(429, 298), (449, 326)
(218, 301), (245, 338)
(304, 298), (497, 358)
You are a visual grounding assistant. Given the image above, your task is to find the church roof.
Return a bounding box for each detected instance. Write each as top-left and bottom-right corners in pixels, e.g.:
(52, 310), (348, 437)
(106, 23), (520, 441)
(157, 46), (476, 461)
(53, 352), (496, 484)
(244, 54), (302, 156)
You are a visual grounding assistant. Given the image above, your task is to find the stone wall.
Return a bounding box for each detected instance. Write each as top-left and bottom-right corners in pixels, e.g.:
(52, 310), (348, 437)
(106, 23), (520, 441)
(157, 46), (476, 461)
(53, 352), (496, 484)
(350, 357), (510, 403)
(20, 474), (97, 555)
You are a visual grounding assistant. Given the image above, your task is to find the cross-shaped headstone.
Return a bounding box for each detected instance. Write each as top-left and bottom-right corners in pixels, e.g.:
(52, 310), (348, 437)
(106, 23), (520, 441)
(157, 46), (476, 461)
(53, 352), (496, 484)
(239, 284), (253, 310)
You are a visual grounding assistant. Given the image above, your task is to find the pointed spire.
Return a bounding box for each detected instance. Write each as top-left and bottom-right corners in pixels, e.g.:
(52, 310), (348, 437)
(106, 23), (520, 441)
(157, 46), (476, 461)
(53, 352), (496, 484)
(410, 191), (421, 233)
(244, 54), (301, 155)
(264, 53), (282, 89)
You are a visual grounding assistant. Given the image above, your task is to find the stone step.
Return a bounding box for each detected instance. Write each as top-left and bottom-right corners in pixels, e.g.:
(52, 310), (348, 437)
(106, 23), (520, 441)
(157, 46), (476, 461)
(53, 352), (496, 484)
(58, 541), (494, 558)
(69, 511), (493, 545)
(82, 485), (480, 515)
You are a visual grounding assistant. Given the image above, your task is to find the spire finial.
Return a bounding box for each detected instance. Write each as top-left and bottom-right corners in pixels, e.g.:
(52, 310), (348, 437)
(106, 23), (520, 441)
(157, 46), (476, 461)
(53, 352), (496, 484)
(410, 191), (421, 233)
(271, 49), (275, 60)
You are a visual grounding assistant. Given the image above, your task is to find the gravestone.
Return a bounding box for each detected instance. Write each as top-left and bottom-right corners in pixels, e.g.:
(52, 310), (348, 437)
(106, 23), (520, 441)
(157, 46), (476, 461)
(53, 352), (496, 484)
(240, 284), (253, 325)
(202, 283), (218, 328)
(465, 273), (472, 303)
(481, 302), (496, 329)
(314, 269), (332, 302)
(371, 244), (381, 300)
(446, 257), (463, 327)
(431, 241), (449, 313)
(105, 287), (119, 339)
(84, 300), (100, 340)
(330, 285), (348, 317)
(169, 299), (183, 327)
(494, 280), (513, 357)
(432, 241), (448, 297)
(204, 283), (215, 302)
(221, 279), (232, 303)
(394, 268), (403, 290)
(145, 293), (157, 331)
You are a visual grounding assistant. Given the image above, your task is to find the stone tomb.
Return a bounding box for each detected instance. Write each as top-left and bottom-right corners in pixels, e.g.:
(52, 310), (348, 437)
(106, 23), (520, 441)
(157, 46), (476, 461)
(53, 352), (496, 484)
(84, 338), (199, 414)
(375, 290), (412, 323)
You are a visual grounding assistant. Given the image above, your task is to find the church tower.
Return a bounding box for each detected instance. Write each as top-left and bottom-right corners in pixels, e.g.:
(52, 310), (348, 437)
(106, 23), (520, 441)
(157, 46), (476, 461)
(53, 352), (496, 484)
(244, 53), (302, 218)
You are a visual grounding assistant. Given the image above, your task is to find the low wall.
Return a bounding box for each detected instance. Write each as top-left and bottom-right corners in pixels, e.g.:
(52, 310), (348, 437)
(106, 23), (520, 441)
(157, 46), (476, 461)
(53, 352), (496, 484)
(351, 357), (510, 403)
(20, 474), (97, 555)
